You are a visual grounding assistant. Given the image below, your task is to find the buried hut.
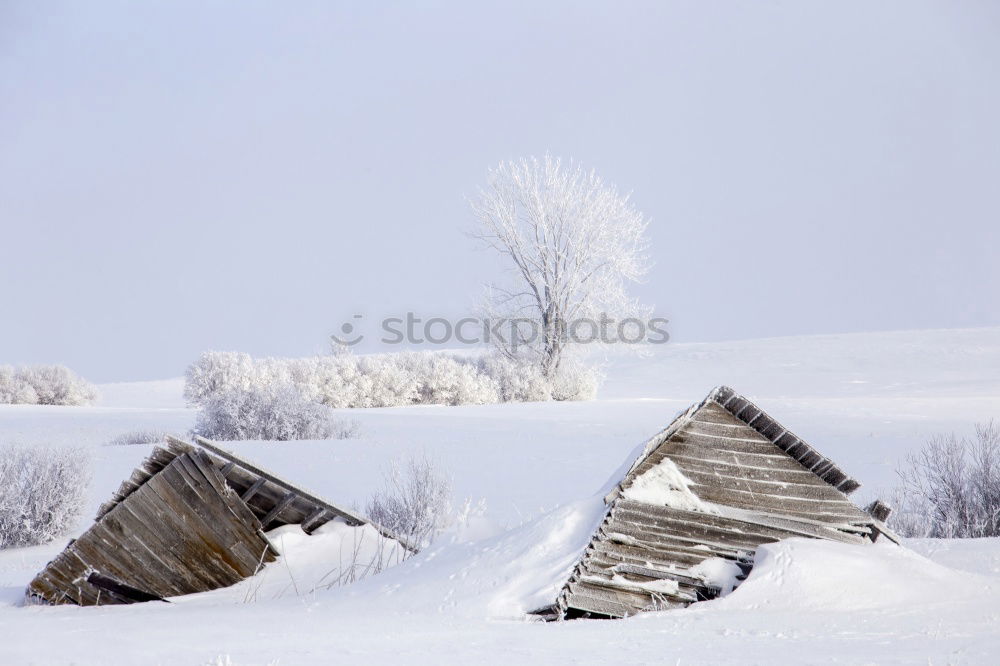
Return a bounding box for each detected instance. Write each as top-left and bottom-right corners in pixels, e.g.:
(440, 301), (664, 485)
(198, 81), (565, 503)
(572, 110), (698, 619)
(27, 436), (413, 606)
(548, 385), (897, 619)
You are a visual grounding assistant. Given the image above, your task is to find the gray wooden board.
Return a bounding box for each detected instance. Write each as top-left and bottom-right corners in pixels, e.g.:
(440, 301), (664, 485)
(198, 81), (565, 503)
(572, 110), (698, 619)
(27, 452), (276, 606)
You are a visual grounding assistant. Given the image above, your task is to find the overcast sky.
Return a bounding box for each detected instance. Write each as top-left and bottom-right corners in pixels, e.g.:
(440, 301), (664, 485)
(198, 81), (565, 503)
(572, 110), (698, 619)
(2, 1), (998, 382)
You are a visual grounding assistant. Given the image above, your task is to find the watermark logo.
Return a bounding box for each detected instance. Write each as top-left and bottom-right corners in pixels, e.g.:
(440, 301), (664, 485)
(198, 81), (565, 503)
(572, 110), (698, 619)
(330, 313), (669, 348)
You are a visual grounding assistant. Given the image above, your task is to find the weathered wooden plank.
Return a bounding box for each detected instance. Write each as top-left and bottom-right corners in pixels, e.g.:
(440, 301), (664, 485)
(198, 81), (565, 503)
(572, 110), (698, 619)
(679, 483), (867, 522)
(139, 477), (252, 588)
(28, 553), (87, 605)
(669, 465), (855, 503)
(178, 454), (257, 525)
(49, 549), (101, 605)
(301, 507), (330, 534)
(639, 449), (820, 482)
(590, 537), (740, 570)
(113, 492), (228, 591)
(865, 500), (892, 522)
(612, 501), (797, 542)
(561, 591), (635, 618)
(240, 477), (268, 503)
(583, 559), (710, 590)
(61, 537), (160, 601)
(694, 401), (742, 425)
(149, 464), (271, 579)
(87, 517), (190, 597)
(86, 573), (166, 603)
(648, 441), (818, 475)
(612, 499), (867, 544)
(568, 580), (689, 612)
(168, 456), (277, 570)
(669, 430), (787, 457)
(600, 528), (759, 565)
(607, 513), (781, 554)
(837, 478), (861, 494)
(681, 421), (771, 443)
(578, 573), (697, 603)
(592, 537), (734, 570)
(102, 502), (210, 594)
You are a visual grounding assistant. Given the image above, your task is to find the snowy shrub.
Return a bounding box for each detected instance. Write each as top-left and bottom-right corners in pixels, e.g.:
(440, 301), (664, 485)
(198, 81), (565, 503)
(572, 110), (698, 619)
(0, 365), (97, 406)
(184, 350), (600, 409)
(184, 351), (259, 405)
(890, 420), (1000, 538)
(105, 429), (166, 447)
(400, 352), (499, 406)
(193, 385), (358, 441)
(549, 358), (601, 402)
(0, 444), (92, 549)
(0, 366), (33, 404)
(354, 355), (421, 408)
(366, 455), (452, 551)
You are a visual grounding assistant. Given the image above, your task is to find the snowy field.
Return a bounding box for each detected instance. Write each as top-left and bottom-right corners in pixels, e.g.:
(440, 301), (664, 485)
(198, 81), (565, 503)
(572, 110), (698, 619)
(2, 327), (999, 664)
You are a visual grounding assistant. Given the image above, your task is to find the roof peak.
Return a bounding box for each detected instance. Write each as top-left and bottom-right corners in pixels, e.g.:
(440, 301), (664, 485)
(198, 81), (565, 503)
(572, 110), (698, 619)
(698, 386), (860, 494)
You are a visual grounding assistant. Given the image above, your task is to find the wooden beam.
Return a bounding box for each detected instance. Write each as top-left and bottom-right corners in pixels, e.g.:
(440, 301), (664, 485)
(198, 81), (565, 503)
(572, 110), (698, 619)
(300, 507), (330, 534)
(240, 478), (267, 503)
(86, 573), (166, 604)
(259, 492), (297, 529)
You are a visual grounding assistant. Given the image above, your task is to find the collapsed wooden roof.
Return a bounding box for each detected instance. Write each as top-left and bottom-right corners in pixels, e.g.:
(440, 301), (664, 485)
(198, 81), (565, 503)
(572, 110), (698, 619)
(553, 386), (896, 620)
(28, 436), (412, 606)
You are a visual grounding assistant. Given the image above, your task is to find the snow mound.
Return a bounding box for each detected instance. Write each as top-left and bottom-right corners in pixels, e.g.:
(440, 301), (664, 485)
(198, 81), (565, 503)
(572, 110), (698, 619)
(191, 520), (408, 604)
(702, 538), (997, 613)
(294, 495), (609, 619)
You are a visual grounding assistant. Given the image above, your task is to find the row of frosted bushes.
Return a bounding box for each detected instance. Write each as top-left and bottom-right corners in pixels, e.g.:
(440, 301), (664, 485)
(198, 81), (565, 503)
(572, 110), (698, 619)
(184, 350), (599, 409)
(0, 365), (98, 406)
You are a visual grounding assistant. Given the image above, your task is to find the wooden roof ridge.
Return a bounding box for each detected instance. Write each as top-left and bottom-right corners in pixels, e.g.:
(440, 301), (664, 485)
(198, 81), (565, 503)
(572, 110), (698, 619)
(705, 386), (862, 495)
(614, 386), (861, 498)
(183, 436), (418, 552)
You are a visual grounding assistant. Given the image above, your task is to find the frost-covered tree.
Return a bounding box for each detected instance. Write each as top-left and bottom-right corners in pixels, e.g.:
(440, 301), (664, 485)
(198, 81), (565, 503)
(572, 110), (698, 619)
(471, 155), (652, 376)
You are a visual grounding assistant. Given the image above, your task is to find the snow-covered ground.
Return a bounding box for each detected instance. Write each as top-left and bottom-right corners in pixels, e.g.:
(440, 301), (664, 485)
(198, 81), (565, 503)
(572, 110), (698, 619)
(2, 327), (999, 664)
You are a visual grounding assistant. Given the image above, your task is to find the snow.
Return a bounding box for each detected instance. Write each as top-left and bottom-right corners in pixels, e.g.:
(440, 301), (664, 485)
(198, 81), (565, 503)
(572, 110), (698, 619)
(689, 557), (744, 595)
(1, 327), (999, 664)
(621, 456), (717, 513)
